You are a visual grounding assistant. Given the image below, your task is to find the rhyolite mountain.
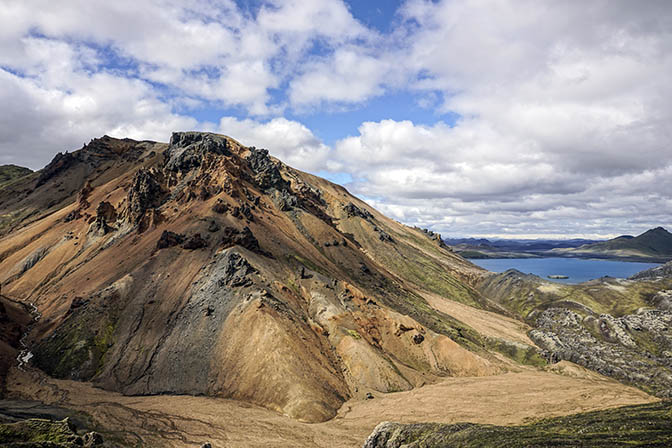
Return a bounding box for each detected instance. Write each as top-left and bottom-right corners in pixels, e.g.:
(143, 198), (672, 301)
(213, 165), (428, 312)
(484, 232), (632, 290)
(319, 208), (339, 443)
(0, 132), (541, 423)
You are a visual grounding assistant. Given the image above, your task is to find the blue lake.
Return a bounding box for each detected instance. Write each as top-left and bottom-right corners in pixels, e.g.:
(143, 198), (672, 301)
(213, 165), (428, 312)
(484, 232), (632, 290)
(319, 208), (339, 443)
(470, 257), (660, 284)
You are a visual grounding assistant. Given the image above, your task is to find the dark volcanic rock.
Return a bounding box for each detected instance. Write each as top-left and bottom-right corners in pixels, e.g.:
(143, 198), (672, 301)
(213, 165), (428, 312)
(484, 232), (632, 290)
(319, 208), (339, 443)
(164, 132), (231, 173)
(36, 152), (78, 187)
(231, 204), (254, 221)
(182, 233), (208, 250)
(221, 226), (262, 254)
(126, 169), (165, 226)
(343, 202), (373, 220)
(373, 225), (393, 243)
(207, 220), (220, 233)
(245, 146), (288, 191)
(156, 230), (185, 249)
(273, 189), (298, 211)
(211, 199), (229, 214)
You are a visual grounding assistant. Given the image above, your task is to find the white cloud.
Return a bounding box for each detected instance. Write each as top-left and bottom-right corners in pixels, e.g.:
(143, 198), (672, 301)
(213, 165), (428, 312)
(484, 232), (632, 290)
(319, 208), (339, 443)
(1, 0), (671, 237)
(218, 117), (329, 171)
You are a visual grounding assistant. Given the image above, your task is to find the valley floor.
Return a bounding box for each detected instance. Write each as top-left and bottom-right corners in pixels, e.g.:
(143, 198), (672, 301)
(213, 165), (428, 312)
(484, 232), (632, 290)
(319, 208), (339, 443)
(6, 363), (655, 448)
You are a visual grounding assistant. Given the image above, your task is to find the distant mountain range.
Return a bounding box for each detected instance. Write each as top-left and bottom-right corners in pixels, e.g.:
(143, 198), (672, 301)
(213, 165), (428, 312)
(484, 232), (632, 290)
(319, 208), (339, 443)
(447, 227), (672, 262)
(444, 237), (601, 259)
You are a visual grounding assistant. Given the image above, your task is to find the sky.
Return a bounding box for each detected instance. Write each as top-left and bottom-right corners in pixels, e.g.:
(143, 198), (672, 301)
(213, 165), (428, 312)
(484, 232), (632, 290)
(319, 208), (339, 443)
(1, 0), (671, 239)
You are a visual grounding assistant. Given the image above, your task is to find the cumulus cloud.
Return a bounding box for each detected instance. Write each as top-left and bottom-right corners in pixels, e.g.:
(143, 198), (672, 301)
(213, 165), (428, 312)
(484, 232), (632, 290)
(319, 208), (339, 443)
(218, 116), (329, 171)
(0, 0), (370, 168)
(323, 0), (672, 237)
(1, 0), (671, 237)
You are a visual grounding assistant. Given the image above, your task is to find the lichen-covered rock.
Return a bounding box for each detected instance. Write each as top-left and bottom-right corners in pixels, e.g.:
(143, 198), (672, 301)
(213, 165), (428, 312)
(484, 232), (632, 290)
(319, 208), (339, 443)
(652, 290), (672, 310)
(530, 307), (672, 397)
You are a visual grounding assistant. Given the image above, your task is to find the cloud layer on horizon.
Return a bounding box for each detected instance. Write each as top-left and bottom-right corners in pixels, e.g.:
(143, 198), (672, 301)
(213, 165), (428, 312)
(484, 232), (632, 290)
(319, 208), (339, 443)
(1, 0), (671, 237)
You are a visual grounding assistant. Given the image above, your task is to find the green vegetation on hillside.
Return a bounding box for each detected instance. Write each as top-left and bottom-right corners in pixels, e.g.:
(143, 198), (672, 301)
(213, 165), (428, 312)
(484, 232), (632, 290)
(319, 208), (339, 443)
(0, 164), (32, 189)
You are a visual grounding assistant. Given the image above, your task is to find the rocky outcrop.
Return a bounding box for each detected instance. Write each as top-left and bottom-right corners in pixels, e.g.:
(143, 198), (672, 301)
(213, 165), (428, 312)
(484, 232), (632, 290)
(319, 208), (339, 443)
(88, 201), (117, 236)
(530, 307), (672, 397)
(36, 136), (143, 188)
(36, 152), (78, 187)
(343, 202), (373, 220)
(164, 132), (231, 173)
(419, 227), (450, 249)
(182, 233), (208, 250)
(156, 230), (185, 249)
(217, 252), (257, 287)
(125, 169), (165, 227)
(245, 147), (288, 191)
(273, 189), (298, 211)
(220, 226), (262, 254)
(211, 198), (229, 214)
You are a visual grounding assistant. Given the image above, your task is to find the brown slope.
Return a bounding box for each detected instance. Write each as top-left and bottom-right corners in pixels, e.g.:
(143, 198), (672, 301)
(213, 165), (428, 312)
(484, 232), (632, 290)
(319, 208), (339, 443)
(0, 131), (531, 423)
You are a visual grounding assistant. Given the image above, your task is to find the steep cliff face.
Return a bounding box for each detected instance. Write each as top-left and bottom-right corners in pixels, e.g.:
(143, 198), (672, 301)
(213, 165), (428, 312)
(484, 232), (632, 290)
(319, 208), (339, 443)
(0, 132), (531, 422)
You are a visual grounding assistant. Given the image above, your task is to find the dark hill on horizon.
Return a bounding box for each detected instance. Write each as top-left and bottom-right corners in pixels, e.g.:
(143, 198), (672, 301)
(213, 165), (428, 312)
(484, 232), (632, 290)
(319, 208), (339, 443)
(552, 227), (672, 261)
